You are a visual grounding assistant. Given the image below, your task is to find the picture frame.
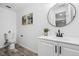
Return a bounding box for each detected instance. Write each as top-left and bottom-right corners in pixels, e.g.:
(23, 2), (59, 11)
(22, 13), (33, 25)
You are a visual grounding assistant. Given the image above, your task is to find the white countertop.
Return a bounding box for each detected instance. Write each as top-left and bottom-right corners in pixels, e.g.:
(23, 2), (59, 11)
(38, 36), (79, 46)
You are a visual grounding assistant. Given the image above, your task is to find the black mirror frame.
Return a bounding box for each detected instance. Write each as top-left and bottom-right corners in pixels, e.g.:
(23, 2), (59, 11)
(47, 3), (76, 27)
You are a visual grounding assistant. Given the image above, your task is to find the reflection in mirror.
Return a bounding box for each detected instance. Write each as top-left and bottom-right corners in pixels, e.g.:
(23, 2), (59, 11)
(47, 3), (76, 27)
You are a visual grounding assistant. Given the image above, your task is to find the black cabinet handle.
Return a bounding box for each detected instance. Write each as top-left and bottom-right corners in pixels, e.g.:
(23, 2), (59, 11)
(55, 45), (57, 53)
(59, 46), (61, 54)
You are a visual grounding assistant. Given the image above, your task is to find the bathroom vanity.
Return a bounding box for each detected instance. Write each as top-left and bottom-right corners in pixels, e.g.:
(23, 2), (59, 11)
(38, 3), (79, 56)
(38, 36), (79, 56)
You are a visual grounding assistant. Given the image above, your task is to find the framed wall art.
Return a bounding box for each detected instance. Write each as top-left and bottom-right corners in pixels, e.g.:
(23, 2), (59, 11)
(22, 13), (33, 25)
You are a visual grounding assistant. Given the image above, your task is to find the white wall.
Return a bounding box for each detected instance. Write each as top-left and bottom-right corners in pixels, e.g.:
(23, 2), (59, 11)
(0, 7), (16, 48)
(16, 3), (79, 53)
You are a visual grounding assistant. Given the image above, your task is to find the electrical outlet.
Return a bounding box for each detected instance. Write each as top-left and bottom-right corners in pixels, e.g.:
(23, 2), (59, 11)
(20, 35), (23, 37)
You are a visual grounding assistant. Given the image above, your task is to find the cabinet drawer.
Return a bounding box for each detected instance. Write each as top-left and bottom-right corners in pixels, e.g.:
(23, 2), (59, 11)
(60, 42), (79, 51)
(40, 39), (58, 45)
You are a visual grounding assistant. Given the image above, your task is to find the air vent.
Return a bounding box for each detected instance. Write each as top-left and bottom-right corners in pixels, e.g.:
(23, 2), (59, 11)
(6, 5), (11, 8)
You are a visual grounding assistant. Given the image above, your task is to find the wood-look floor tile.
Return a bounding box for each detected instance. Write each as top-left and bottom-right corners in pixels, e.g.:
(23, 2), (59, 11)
(0, 44), (38, 56)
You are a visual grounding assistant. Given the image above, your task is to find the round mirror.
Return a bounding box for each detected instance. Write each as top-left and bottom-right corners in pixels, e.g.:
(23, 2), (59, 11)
(47, 3), (76, 27)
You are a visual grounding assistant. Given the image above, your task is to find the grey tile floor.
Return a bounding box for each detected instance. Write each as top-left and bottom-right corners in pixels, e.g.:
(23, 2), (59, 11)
(0, 44), (38, 56)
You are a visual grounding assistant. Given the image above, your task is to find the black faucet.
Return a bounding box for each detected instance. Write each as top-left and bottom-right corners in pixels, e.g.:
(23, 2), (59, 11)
(56, 29), (64, 37)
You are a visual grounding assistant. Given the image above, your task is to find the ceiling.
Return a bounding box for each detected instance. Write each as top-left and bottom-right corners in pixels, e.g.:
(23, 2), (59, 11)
(0, 3), (56, 12)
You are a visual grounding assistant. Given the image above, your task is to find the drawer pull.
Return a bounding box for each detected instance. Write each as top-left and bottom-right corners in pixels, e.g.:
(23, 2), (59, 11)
(59, 46), (61, 54)
(55, 45), (57, 53)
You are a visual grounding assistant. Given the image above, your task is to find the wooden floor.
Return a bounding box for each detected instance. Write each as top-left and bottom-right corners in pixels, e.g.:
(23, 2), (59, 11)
(0, 44), (38, 56)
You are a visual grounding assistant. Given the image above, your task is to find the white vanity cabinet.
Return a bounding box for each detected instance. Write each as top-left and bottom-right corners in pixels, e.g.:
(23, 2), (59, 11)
(59, 43), (79, 56)
(38, 39), (58, 56)
(59, 46), (79, 56)
(38, 37), (79, 56)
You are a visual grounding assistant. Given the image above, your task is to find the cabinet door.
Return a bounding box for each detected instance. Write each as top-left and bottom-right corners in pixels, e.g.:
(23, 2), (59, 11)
(38, 40), (56, 56)
(59, 47), (79, 56)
